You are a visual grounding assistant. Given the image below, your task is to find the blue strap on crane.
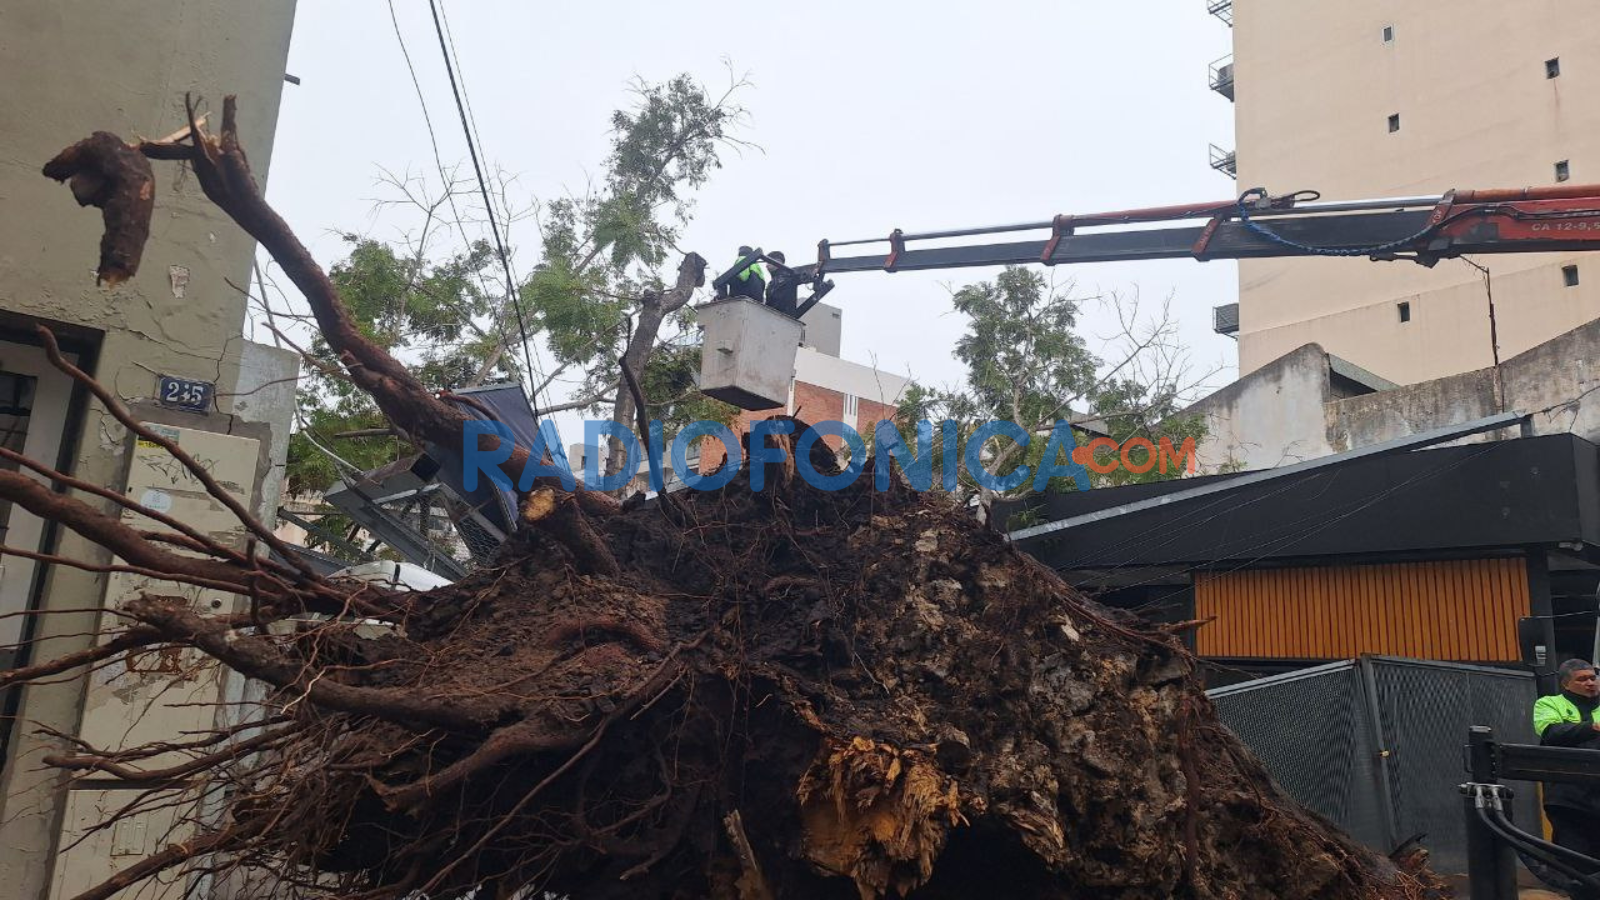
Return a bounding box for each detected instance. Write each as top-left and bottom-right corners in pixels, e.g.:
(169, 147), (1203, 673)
(1234, 186), (1443, 257)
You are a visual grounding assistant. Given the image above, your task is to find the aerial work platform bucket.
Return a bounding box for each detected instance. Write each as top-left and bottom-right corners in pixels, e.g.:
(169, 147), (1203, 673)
(697, 297), (804, 411)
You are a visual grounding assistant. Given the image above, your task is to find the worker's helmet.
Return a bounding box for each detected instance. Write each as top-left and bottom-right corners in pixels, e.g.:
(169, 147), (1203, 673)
(737, 245), (753, 257)
(769, 251), (786, 265)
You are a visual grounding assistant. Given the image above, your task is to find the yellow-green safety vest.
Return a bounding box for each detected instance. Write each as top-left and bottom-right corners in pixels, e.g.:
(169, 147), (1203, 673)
(736, 259), (767, 283)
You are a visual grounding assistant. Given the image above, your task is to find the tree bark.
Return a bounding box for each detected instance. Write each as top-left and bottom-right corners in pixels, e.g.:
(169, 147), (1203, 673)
(146, 96), (616, 517)
(606, 252), (706, 476)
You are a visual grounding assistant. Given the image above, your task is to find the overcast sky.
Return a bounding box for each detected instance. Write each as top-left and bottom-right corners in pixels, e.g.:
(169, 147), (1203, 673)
(263, 0), (1241, 433)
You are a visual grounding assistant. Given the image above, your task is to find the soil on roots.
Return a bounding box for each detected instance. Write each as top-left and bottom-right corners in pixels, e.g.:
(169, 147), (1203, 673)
(226, 454), (1443, 900)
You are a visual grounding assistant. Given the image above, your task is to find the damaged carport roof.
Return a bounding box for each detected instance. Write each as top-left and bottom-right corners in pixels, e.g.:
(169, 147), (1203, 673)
(1004, 432), (1600, 570)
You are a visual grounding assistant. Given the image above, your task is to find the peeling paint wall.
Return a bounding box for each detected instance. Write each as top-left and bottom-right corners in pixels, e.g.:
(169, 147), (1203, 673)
(1184, 343), (1337, 472)
(0, 3), (299, 898)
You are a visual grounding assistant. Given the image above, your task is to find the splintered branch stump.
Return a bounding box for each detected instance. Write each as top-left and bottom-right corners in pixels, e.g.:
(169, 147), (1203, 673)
(7, 100), (1448, 900)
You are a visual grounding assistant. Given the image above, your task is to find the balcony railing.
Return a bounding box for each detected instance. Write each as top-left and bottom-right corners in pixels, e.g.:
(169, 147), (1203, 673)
(1207, 0), (1232, 26)
(1208, 143), (1237, 179)
(1209, 54), (1235, 101)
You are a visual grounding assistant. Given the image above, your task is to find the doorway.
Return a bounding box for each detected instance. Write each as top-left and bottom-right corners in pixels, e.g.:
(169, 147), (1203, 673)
(0, 340), (77, 667)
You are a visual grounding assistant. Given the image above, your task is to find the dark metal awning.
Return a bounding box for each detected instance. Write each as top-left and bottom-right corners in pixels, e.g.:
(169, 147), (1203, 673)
(1004, 432), (1600, 572)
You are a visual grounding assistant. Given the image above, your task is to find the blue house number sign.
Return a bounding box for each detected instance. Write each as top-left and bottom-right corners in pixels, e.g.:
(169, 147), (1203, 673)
(157, 375), (214, 413)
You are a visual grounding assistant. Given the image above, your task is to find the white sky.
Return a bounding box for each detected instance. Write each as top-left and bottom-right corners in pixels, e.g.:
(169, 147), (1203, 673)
(262, 0), (1241, 437)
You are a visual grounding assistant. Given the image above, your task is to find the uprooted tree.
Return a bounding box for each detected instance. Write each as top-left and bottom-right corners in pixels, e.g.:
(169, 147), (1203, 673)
(3, 96), (1447, 900)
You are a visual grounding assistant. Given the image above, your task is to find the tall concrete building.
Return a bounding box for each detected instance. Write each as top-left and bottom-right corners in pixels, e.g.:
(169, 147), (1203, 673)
(0, 3), (299, 898)
(1212, 0), (1600, 384)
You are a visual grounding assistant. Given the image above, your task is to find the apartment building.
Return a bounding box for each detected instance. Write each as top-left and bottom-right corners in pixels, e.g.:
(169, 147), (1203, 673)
(1208, 0), (1600, 384)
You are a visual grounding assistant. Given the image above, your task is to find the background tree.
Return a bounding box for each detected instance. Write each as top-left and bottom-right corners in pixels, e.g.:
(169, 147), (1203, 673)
(897, 266), (1213, 511)
(520, 72), (751, 473)
(275, 73), (749, 505)
(282, 234), (502, 496)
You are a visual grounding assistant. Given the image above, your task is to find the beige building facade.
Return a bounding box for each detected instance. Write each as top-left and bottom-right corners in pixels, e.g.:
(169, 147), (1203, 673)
(0, 3), (300, 898)
(1224, 0), (1600, 383)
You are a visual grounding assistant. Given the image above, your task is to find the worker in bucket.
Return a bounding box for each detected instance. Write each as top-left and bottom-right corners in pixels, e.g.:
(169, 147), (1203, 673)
(764, 250), (799, 317)
(725, 246), (767, 303)
(1532, 658), (1600, 896)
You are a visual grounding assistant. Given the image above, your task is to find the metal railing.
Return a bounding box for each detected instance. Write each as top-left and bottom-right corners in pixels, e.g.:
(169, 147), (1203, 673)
(1206, 0), (1232, 26)
(1208, 55), (1234, 101)
(1208, 143), (1237, 179)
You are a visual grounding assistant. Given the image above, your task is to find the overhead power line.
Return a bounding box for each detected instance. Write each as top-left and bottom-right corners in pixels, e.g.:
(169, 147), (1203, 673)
(423, 0), (545, 418)
(385, 0), (520, 386)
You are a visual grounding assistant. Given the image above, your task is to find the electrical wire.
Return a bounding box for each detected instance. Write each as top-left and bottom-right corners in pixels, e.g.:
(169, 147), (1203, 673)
(435, 0), (494, 228)
(385, 0), (522, 388)
(432, 0), (553, 415)
(423, 0), (544, 419)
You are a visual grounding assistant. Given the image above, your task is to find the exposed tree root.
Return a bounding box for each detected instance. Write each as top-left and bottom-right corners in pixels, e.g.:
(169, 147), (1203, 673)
(5, 450), (1446, 899)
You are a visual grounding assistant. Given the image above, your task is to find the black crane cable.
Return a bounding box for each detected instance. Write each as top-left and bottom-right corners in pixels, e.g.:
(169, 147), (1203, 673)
(424, 0), (542, 419)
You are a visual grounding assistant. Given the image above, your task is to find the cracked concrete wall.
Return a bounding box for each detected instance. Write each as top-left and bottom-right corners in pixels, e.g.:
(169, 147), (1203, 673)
(1329, 316), (1600, 449)
(0, 3), (298, 898)
(1181, 317), (1600, 482)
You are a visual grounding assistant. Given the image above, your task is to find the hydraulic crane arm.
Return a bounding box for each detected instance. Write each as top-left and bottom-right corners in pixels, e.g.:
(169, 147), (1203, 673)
(804, 184), (1600, 277)
(700, 183), (1600, 412)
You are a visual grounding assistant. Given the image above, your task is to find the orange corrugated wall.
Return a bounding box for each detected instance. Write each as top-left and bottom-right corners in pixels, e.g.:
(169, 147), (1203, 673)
(1194, 558), (1528, 661)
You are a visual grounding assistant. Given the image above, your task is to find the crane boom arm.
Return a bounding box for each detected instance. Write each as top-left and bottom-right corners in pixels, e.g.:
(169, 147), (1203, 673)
(803, 184), (1600, 277)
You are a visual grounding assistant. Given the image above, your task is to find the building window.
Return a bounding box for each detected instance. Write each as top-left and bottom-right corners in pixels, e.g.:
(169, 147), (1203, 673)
(842, 393), (859, 419)
(1564, 264), (1581, 287)
(1387, 113), (1401, 133)
(1547, 57), (1561, 79)
(1556, 160), (1571, 182)
(1397, 301), (1411, 323)
(1381, 25), (1394, 44)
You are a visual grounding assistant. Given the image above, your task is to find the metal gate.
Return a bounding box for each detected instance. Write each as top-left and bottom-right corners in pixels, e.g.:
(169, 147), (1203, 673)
(1207, 656), (1539, 876)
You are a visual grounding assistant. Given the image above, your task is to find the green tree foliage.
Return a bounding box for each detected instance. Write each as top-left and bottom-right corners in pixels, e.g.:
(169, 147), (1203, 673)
(895, 266), (1207, 505)
(285, 74), (746, 498)
(287, 236), (506, 497)
(521, 74), (747, 412)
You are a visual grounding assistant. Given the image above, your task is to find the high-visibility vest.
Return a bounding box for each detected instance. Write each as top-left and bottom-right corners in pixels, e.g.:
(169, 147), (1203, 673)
(1536, 692), (1591, 736)
(736, 259), (767, 283)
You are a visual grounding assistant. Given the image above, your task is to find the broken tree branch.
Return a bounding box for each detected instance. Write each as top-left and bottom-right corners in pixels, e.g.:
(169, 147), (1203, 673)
(42, 132), (154, 286)
(150, 95), (615, 516)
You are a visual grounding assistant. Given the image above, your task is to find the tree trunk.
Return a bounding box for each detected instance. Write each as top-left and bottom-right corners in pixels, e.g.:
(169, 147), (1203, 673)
(606, 252), (705, 479)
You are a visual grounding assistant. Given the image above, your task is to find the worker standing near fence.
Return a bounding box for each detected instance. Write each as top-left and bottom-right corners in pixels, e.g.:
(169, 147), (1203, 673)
(1533, 658), (1600, 897)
